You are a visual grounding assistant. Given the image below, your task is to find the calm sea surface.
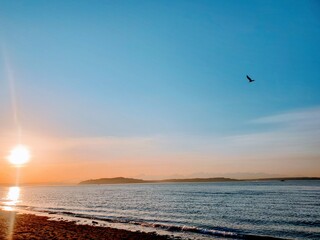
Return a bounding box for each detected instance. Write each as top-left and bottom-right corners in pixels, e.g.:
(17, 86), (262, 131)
(1, 181), (319, 239)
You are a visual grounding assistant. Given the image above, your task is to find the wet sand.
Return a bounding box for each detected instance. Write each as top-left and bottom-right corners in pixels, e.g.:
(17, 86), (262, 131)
(0, 210), (175, 240)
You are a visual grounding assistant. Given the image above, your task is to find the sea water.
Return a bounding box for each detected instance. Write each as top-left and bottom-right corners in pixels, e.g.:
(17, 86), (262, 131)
(1, 181), (319, 239)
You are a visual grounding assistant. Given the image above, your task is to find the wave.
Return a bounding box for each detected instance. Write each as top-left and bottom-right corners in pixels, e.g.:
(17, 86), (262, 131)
(2, 204), (286, 240)
(44, 210), (286, 239)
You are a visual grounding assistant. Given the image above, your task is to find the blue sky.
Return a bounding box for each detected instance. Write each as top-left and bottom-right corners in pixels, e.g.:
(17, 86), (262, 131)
(0, 0), (319, 181)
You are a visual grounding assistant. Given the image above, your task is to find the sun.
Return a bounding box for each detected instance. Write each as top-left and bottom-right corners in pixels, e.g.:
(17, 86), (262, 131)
(7, 145), (31, 165)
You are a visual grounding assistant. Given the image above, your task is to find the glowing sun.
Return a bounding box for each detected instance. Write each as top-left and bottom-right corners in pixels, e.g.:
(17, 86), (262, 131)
(7, 145), (31, 165)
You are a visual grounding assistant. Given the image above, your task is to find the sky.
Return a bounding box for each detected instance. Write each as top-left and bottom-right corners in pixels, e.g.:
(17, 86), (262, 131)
(0, 0), (319, 184)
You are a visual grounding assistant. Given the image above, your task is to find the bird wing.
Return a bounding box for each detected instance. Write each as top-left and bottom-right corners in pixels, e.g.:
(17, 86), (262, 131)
(246, 75), (252, 81)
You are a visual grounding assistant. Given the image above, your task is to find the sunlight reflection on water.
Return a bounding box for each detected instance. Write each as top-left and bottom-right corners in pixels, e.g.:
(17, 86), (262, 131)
(2, 186), (20, 211)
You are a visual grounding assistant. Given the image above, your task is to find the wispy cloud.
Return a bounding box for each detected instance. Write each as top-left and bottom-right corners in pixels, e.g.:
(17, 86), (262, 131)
(56, 106), (320, 164)
(1, 107), (319, 182)
(224, 107), (320, 158)
(252, 107), (320, 125)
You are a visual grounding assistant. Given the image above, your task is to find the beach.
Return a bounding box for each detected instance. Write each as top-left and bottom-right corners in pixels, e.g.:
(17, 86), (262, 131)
(0, 210), (174, 240)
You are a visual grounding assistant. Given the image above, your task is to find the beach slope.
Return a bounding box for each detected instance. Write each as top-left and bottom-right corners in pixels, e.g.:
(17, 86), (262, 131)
(0, 210), (173, 240)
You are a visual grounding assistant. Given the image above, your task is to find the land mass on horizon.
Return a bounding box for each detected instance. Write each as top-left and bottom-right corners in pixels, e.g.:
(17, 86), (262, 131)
(79, 177), (320, 185)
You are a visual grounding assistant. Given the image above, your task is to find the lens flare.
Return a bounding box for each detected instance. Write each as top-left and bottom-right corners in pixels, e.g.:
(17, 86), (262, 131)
(7, 145), (31, 165)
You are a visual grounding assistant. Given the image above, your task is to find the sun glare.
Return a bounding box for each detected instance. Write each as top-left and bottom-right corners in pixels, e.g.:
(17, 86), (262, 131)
(7, 145), (31, 166)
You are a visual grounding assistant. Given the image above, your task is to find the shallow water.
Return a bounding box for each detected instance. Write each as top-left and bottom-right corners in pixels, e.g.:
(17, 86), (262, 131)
(1, 181), (319, 239)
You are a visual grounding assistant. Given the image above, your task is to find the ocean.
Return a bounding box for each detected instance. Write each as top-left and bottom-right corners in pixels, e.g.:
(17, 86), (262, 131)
(1, 181), (319, 239)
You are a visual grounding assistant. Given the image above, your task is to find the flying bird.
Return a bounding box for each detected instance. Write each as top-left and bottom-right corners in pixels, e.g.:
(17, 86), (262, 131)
(246, 75), (255, 83)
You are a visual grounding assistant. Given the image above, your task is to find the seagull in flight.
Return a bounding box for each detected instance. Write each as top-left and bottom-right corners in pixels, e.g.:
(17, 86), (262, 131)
(246, 75), (255, 83)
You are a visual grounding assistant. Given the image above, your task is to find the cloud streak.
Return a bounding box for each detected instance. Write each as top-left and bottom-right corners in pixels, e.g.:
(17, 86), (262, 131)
(224, 107), (320, 158)
(24, 106), (320, 167)
(1, 107), (319, 183)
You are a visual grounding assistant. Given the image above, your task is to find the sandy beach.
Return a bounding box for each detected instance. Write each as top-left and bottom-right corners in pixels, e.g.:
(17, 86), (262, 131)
(0, 210), (174, 240)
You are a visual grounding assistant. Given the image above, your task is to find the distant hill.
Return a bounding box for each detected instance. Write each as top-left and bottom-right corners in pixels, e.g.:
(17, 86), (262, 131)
(246, 177), (320, 181)
(79, 177), (151, 185)
(79, 176), (320, 185)
(158, 177), (238, 183)
(79, 177), (239, 185)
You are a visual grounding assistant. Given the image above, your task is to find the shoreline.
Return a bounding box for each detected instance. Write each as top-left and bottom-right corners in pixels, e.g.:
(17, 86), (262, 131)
(79, 177), (320, 185)
(1, 177), (319, 187)
(0, 210), (176, 240)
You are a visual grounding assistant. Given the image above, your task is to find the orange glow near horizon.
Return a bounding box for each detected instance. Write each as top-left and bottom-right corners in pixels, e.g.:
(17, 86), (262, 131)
(0, 131), (319, 185)
(7, 145), (31, 166)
